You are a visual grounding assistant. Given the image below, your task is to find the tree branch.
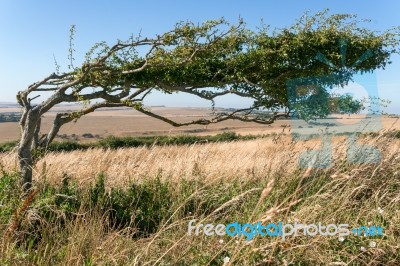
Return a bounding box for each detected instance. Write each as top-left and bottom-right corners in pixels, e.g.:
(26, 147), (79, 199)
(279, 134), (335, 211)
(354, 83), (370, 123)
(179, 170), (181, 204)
(133, 105), (287, 126)
(157, 82), (255, 101)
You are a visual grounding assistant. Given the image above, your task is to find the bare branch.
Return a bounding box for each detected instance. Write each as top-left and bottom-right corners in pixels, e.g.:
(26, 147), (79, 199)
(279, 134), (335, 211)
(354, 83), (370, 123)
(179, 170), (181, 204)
(121, 41), (161, 74)
(26, 73), (70, 93)
(28, 95), (40, 103)
(157, 82), (255, 100)
(133, 105), (288, 127)
(126, 88), (146, 99)
(32, 88), (60, 92)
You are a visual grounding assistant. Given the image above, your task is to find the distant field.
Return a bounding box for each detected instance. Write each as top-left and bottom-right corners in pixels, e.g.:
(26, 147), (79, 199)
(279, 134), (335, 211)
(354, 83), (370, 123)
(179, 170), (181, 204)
(0, 105), (399, 142)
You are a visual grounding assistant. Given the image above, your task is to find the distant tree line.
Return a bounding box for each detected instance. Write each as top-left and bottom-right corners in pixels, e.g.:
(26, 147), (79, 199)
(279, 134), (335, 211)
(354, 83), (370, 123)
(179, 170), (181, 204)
(0, 112), (22, 123)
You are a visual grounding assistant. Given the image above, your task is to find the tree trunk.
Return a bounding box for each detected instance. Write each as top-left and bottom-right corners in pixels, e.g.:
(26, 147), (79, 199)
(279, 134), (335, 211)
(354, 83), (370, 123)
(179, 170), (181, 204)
(31, 117), (41, 150)
(18, 141), (33, 190)
(41, 113), (63, 148)
(18, 109), (40, 190)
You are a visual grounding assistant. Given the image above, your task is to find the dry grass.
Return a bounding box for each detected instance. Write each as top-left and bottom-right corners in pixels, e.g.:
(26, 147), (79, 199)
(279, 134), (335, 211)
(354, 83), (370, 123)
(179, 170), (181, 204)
(1, 132), (399, 186)
(2, 136), (296, 186)
(0, 133), (399, 265)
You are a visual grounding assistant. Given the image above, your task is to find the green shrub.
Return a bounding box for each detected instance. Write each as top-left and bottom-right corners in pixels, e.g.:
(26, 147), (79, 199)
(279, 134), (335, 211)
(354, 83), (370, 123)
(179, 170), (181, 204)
(0, 141), (17, 153)
(48, 141), (89, 152)
(0, 132), (267, 154)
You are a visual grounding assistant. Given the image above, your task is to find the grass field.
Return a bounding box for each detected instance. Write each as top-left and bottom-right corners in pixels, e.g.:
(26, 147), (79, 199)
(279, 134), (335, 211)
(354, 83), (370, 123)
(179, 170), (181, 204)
(1, 132), (400, 264)
(0, 109), (400, 265)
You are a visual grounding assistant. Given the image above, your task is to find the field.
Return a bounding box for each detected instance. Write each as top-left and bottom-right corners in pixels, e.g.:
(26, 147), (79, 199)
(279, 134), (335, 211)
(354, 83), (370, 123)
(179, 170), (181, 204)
(0, 106), (273, 142)
(0, 108), (400, 265)
(1, 105), (400, 142)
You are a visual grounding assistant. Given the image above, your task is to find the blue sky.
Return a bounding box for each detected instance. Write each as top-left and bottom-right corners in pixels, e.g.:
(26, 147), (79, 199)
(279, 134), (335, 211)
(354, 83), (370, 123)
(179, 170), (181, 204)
(1, 1), (399, 113)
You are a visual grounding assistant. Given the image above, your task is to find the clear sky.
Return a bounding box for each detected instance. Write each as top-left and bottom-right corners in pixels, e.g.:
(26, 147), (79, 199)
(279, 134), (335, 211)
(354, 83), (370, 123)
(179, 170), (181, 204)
(1, 1), (399, 113)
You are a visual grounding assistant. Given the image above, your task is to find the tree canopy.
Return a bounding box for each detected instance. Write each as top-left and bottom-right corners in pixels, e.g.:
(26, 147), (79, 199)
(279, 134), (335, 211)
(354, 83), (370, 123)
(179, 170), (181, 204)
(329, 94), (364, 114)
(16, 10), (400, 189)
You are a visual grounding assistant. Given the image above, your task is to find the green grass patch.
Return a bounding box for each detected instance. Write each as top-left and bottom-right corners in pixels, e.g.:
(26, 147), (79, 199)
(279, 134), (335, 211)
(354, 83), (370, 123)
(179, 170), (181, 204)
(0, 132), (263, 153)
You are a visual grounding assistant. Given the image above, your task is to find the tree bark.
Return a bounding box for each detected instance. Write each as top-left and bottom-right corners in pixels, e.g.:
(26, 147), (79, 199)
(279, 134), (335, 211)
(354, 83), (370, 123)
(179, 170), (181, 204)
(18, 108), (40, 190)
(41, 113), (64, 148)
(31, 117), (41, 150)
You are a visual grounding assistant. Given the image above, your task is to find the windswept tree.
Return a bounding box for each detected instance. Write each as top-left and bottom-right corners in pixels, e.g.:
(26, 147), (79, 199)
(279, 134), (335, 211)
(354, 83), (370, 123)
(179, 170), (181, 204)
(17, 11), (399, 189)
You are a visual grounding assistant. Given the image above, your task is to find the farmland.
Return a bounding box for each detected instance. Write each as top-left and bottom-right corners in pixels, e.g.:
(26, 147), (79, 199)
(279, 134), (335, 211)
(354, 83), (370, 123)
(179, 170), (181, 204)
(1, 105), (399, 142)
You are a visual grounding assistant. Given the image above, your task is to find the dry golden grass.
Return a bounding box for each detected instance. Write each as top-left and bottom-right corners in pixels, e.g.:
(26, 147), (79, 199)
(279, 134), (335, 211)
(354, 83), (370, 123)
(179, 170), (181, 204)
(1, 131), (400, 265)
(1, 133), (400, 187)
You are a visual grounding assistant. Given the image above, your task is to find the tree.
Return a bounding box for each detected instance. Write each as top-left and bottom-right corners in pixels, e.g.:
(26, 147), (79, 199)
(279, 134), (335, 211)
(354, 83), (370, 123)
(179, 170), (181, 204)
(329, 94), (364, 114)
(17, 11), (399, 190)
(290, 91), (365, 120)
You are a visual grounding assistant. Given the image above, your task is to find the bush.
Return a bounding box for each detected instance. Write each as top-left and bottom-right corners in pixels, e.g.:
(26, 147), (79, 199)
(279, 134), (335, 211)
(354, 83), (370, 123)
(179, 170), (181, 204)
(82, 133), (94, 138)
(48, 141), (88, 152)
(0, 141), (17, 152)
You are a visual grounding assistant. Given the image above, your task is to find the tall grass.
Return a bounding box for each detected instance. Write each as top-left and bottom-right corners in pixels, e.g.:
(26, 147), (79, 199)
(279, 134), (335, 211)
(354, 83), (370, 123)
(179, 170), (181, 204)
(0, 133), (399, 265)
